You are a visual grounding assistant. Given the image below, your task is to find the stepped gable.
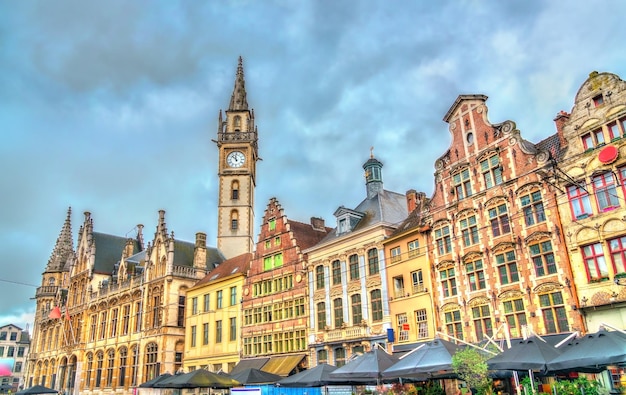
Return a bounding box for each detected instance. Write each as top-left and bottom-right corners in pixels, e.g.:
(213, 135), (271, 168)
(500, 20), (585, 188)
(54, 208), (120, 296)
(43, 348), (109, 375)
(193, 252), (252, 288)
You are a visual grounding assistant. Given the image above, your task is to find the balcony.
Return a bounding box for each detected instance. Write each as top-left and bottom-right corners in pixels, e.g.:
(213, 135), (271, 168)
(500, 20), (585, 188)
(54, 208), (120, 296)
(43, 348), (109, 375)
(36, 285), (59, 297)
(325, 325), (366, 342)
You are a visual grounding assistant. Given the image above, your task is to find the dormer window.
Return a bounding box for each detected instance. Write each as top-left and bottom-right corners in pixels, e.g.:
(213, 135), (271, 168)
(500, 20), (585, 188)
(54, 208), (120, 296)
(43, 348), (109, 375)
(339, 218), (348, 233)
(334, 207), (365, 235)
(593, 94), (604, 107)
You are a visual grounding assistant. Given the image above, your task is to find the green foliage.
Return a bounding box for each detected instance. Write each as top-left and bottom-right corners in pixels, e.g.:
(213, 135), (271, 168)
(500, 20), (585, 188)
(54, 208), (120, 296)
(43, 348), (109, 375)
(425, 382), (445, 395)
(520, 376), (541, 395)
(452, 348), (492, 395)
(552, 377), (602, 395)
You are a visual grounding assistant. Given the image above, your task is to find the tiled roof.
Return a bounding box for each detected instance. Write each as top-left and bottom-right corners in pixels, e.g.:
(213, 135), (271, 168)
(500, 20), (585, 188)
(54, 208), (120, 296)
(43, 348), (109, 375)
(192, 252), (252, 288)
(93, 233), (137, 275)
(391, 206), (425, 237)
(286, 219), (332, 250)
(535, 133), (563, 161)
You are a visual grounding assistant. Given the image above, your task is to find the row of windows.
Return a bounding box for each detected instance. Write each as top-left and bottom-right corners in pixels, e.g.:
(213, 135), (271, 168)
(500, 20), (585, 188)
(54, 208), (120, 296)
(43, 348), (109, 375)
(316, 289), (383, 329)
(190, 287), (238, 314)
(567, 168), (626, 219)
(444, 291), (568, 341)
(392, 270), (425, 298)
(190, 317), (237, 347)
(243, 297), (306, 325)
(242, 330), (307, 356)
(582, 236), (626, 281)
(315, 249), (379, 289)
(317, 344), (371, 367)
(0, 331), (19, 341)
(0, 345), (25, 358)
(580, 116), (626, 150)
(434, 190), (545, 255)
(395, 309), (429, 342)
(452, 154), (503, 200)
(389, 239), (423, 263)
(252, 274), (293, 297)
(439, 242), (555, 297)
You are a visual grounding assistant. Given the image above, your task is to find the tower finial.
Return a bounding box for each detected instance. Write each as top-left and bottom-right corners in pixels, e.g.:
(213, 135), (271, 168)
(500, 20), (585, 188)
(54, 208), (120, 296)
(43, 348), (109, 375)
(370, 146), (374, 159)
(229, 56), (249, 111)
(46, 207), (75, 272)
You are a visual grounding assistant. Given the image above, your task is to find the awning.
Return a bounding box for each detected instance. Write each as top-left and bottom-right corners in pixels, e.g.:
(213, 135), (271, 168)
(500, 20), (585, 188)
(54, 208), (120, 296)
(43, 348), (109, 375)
(261, 354), (306, 376)
(230, 357), (270, 375)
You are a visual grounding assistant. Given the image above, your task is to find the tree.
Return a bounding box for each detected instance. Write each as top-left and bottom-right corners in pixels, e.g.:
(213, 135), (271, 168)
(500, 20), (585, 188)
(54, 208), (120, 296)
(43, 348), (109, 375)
(452, 348), (492, 395)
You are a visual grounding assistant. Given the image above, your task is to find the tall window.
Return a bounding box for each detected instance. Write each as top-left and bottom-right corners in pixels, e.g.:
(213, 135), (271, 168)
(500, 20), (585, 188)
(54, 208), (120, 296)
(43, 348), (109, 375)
(145, 343), (158, 381)
(215, 320), (223, 343)
(349, 254), (359, 280)
(496, 250), (519, 285)
(95, 351), (104, 387)
(390, 247), (402, 263)
(231, 180), (239, 200)
(371, 289), (383, 321)
(609, 236), (626, 274)
(216, 290), (223, 309)
(408, 240), (420, 257)
(489, 204), (511, 237)
(89, 314), (97, 342)
(118, 347), (127, 387)
(416, 309), (428, 339)
(86, 353), (93, 388)
(453, 168), (472, 199)
(567, 184), (592, 219)
(177, 295), (185, 327)
(411, 270), (424, 293)
(368, 249), (379, 275)
(230, 286), (237, 306)
(393, 275), (405, 298)
(203, 294), (210, 312)
(230, 209), (239, 230)
(481, 155), (503, 188)
(99, 312), (107, 340)
(351, 294), (362, 324)
(397, 313), (409, 342)
(190, 325), (197, 347)
(151, 294), (161, 328)
(110, 308), (118, 338)
(582, 243), (609, 281)
(106, 349), (115, 387)
(317, 302), (326, 330)
(440, 268), (457, 297)
(609, 122), (621, 140)
(540, 291), (568, 334)
(191, 297), (198, 314)
(445, 309), (463, 340)
(333, 298), (344, 327)
(503, 298), (526, 338)
(460, 215), (479, 246)
(203, 323), (209, 345)
(530, 241), (556, 276)
(593, 172), (619, 211)
(334, 347), (346, 367)
(315, 265), (325, 289)
(521, 191), (545, 226)
(229, 317), (237, 341)
(122, 305), (130, 335)
(435, 225), (452, 255)
(466, 259), (485, 291)
(472, 304), (492, 340)
(268, 218), (276, 231)
(332, 260), (342, 285)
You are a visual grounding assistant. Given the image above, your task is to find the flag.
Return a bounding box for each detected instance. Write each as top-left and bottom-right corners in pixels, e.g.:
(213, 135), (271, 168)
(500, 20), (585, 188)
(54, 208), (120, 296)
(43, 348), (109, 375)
(48, 306), (62, 319)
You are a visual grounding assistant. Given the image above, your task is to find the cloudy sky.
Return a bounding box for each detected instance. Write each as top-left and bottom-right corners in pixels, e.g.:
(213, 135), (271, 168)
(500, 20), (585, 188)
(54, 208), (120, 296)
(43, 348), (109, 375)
(1, 0), (626, 330)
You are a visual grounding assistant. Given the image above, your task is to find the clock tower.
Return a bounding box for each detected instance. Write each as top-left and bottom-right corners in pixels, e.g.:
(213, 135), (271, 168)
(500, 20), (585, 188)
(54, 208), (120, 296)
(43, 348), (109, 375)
(215, 57), (258, 259)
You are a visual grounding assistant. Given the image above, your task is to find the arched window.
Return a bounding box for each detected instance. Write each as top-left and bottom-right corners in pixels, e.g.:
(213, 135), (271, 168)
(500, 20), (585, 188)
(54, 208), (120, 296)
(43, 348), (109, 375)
(331, 260), (341, 285)
(367, 249), (379, 275)
(118, 347), (128, 387)
(86, 353), (93, 389)
(351, 294), (362, 324)
(95, 351), (104, 388)
(334, 347), (346, 367)
(145, 342), (159, 381)
(370, 289), (382, 321)
(333, 298), (343, 327)
(231, 210), (239, 230)
(231, 180), (239, 200)
(106, 348), (115, 387)
(234, 115), (241, 129)
(315, 265), (325, 289)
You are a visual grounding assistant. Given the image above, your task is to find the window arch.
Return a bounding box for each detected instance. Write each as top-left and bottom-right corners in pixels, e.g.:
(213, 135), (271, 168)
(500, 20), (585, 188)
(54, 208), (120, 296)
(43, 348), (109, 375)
(106, 348), (115, 387)
(145, 342), (159, 381)
(230, 210), (239, 230)
(231, 180), (239, 200)
(118, 347), (128, 387)
(95, 351), (104, 388)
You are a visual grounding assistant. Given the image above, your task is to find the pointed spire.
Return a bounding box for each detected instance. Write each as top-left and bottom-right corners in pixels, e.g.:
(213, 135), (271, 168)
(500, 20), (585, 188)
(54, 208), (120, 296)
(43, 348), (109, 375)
(229, 56), (249, 111)
(46, 207), (75, 272)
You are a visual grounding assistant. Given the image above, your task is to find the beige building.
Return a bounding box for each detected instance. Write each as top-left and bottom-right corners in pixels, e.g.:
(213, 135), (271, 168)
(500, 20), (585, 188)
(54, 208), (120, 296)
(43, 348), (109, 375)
(0, 324), (30, 392)
(550, 71), (626, 332)
(305, 154), (410, 366)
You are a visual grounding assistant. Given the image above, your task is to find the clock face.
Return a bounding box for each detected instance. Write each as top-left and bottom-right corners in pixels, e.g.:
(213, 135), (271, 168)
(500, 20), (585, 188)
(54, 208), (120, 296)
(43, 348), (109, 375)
(227, 151), (246, 168)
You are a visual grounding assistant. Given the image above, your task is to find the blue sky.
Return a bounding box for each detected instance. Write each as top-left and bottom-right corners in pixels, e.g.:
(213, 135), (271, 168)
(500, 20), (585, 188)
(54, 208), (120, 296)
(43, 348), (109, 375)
(1, 0), (626, 330)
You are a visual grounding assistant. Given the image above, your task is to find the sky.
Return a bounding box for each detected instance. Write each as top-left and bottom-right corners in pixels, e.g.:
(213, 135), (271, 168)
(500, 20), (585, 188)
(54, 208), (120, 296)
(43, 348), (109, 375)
(1, 0), (626, 331)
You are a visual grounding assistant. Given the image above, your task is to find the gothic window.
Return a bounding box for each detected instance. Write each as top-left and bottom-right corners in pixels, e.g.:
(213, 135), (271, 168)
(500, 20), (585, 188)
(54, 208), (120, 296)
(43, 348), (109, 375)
(231, 180), (239, 200)
(435, 225), (452, 255)
(496, 250), (519, 285)
(85, 353), (93, 388)
(539, 291), (568, 334)
(106, 349), (115, 387)
(118, 347), (127, 387)
(95, 351), (103, 388)
(530, 240), (556, 277)
(481, 155), (503, 188)
(453, 168), (472, 199)
(460, 214), (479, 247)
(178, 295), (185, 326)
(234, 115), (241, 129)
(440, 267), (457, 297)
(144, 343), (158, 382)
(502, 298), (526, 338)
(567, 183), (592, 219)
(593, 172), (619, 211)
(520, 190), (546, 226)
(445, 309), (463, 340)
(582, 242), (609, 281)
(489, 203), (511, 237)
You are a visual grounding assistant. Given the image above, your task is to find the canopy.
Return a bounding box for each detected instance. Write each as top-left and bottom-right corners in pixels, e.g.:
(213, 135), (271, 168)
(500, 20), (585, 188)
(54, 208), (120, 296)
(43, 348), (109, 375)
(229, 368), (282, 385)
(487, 336), (562, 373)
(14, 385), (58, 395)
(154, 369), (241, 389)
(330, 348), (398, 383)
(547, 328), (626, 373)
(278, 363), (351, 387)
(138, 373), (173, 388)
(382, 338), (463, 378)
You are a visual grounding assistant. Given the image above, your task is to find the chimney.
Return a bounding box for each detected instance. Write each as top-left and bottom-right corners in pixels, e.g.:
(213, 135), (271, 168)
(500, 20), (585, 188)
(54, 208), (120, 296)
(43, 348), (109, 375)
(406, 189), (418, 212)
(195, 232), (207, 248)
(553, 110), (570, 149)
(310, 217), (325, 231)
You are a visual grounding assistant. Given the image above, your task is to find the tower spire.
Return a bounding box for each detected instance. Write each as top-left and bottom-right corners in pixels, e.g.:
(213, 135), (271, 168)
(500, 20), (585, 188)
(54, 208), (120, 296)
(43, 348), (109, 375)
(46, 207), (75, 272)
(229, 56), (249, 111)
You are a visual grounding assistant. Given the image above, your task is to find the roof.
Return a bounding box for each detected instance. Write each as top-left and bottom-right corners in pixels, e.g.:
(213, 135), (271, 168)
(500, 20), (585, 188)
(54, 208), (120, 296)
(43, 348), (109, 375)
(192, 252), (252, 288)
(92, 232), (138, 274)
(286, 219), (332, 250)
(535, 133), (564, 162)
